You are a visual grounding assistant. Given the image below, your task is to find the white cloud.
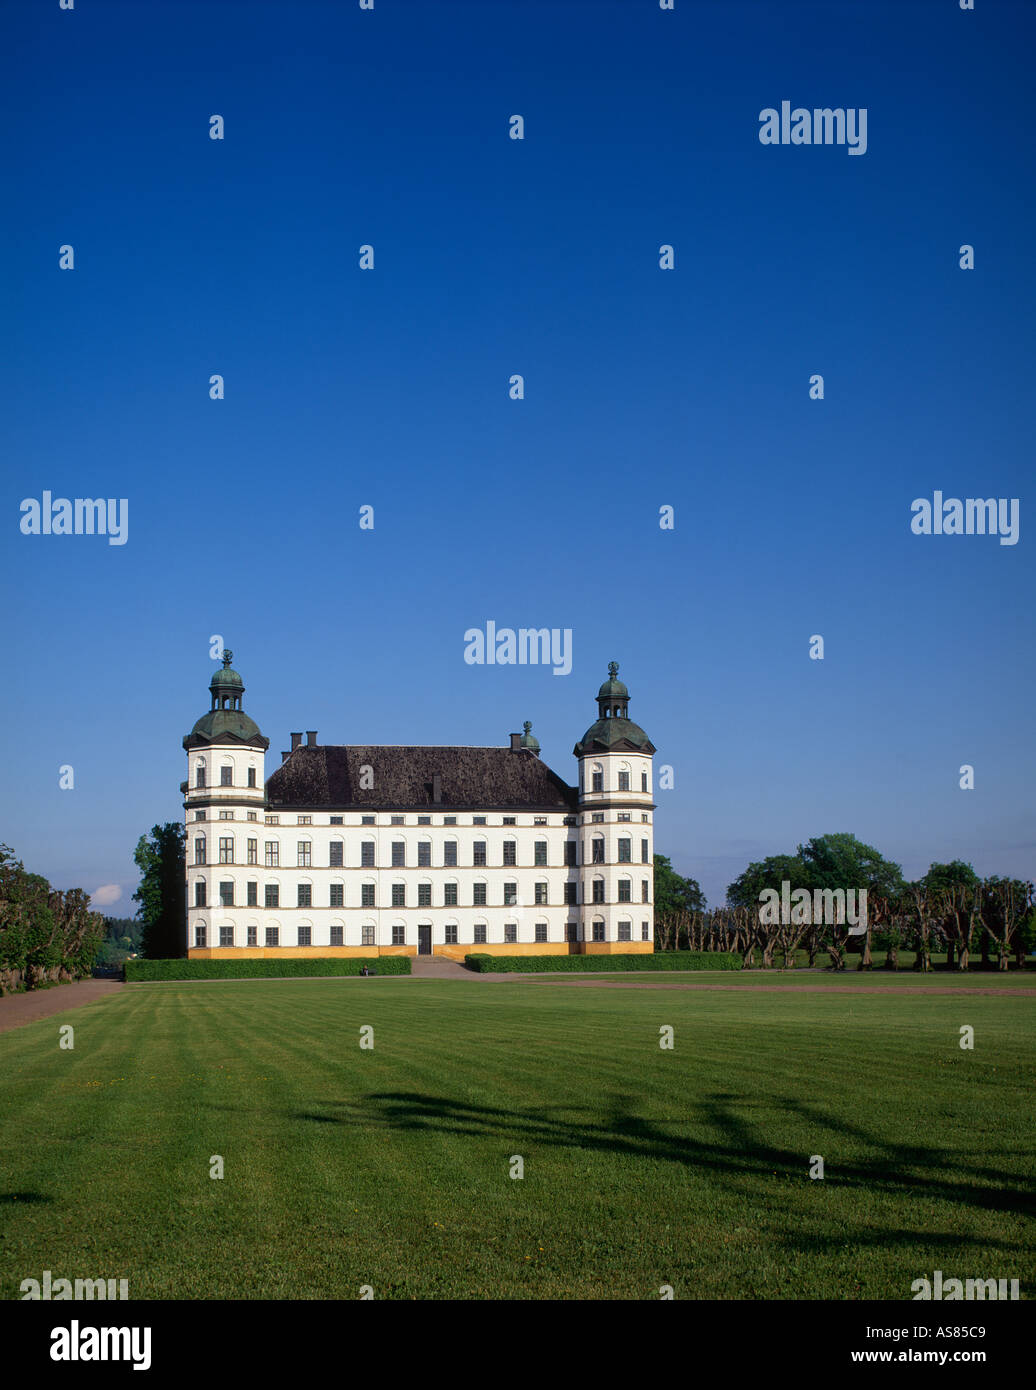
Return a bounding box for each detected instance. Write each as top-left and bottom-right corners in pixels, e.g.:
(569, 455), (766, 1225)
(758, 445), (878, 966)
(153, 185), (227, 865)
(92, 884), (123, 907)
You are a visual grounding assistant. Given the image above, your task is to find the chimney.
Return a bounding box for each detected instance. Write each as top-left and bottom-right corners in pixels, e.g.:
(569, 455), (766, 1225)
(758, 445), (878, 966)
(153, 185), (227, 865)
(306, 730), (317, 747)
(509, 732), (521, 751)
(290, 732), (302, 751)
(281, 751), (290, 763)
(432, 774), (442, 804)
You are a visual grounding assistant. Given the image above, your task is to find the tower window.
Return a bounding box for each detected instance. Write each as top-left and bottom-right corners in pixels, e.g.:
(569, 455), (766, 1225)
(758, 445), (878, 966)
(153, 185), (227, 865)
(592, 881), (605, 904)
(565, 842), (577, 866)
(418, 884), (432, 907)
(329, 841), (344, 867)
(329, 884), (344, 908)
(535, 882), (548, 905)
(445, 924), (458, 944)
(592, 921), (605, 942)
(361, 842), (375, 867)
(641, 772), (648, 792)
(618, 771), (630, 792)
(361, 884), (375, 907)
(220, 882), (234, 907)
(504, 883), (517, 906)
(618, 838), (631, 863)
(503, 841), (517, 866)
(196, 766), (206, 788)
(220, 926), (234, 947)
(473, 883), (487, 906)
(194, 882), (206, 907)
(592, 772), (603, 792)
(297, 842), (312, 867)
(392, 884), (405, 907)
(641, 839), (649, 863)
(565, 883), (578, 905)
(297, 885), (312, 908)
(618, 921), (632, 942)
(330, 925), (344, 946)
(444, 883), (458, 906)
(218, 837), (233, 864)
(443, 842), (458, 867)
(642, 921), (650, 941)
(248, 768), (257, 788)
(297, 926), (311, 947)
(642, 881), (650, 902)
(361, 925), (375, 946)
(533, 841), (547, 866)
(592, 839), (605, 864)
(504, 923), (517, 943)
(392, 925), (405, 945)
(247, 838), (257, 865)
(392, 841), (405, 867)
(265, 926), (279, 947)
(220, 767), (233, 787)
(194, 837), (206, 865)
(195, 925), (207, 948)
(265, 842), (279, 867)
(247, 925), (257, 947)
(535, 923), (547, 943)
(418, 842), (431, 867)
(618, 881), (632, 903)
(247, 882), (258, 907)
(265, 885), (279, 908)
(473, 841), (487, 866)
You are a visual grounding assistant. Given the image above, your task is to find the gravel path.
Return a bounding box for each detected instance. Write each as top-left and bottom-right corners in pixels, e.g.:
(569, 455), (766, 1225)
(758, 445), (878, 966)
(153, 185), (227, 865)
(0, 980), (124, 1034)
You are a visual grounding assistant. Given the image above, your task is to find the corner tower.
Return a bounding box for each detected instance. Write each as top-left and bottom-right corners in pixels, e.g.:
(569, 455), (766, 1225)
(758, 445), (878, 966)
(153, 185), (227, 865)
(182, 650), (269, 955)
(573, 663), (656, 953)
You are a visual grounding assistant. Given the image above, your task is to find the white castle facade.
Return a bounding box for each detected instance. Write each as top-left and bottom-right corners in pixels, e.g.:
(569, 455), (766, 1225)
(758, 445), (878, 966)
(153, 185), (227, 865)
(182, 653), (656, 960)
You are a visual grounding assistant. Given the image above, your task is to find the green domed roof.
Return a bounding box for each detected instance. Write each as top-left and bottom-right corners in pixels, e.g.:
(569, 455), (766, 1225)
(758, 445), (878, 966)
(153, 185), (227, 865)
(597, 661), (629, 700)
(210, 650), (243, 690)
(575, 716), (654, 754)
(519, 720), (540, 753)
(187, 708), (266, 745)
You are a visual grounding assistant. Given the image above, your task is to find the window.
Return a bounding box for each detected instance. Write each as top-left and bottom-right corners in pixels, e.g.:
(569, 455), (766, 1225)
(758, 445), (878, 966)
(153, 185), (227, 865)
(618, 921), (632, 942)
(618, 881), (632, 903)
(535, 882), (548, 905)
(298, 926), (312, 946)
(443, 842), (458, 867)
(641, 839), (649, 863)
(330, 884), (344, 908)
(444, 883), (458, 907)
(642, 921), (650, 940)
(265, 815), (279, 825)
(593, 881), (605, 904)
(195, 837), (206, 864)
(248, 768), (257, 788)
(473, 883), (487, 906)
(504, 923), (517, 943)
(297, 816), (311, 826)
(220, 925), (234, 947)
(503, 841), (517, 866)
(592, 812), (605, 824)
(392, 841), (406, 867)
(361, 884), (375, 908)
(641, 772), (648, 792)
(564, 816), (576, 826)
(534, 817), (547, 826)
(392, 884), (405, 908)
(247, 881), (258, 907)
(221, 767), (233, 787)
(247, 811), (257, 822)
(391, 816), (404, 826)
(418, 884), (432, 907)
(418, 816), (431, 825)
(444, 816), (457, 826)
(503, 817), (516, 826)
(592, 771), (603, 792)
(219, 837), (233, 864)
(474, 924), (487, 944)
(618, 771), (630, 792)
(534, 841), (547, 866)
(265, 841), (279, 867)
(445, 924), (458, 944)
(503, 882), (517, 906)
(196, 765), (206, 789)
(247, 838), (258, 865)
(297, 842), (312, 867)
(220, 882), (234, 907)
(194, 881), (206, 907)
(362, 815), (375, 825)
(247, 925), (257, 947)
(566, 922), (578, 942)
(642, 881), (650, 902)
(473, 816), (487, 826)
(195, 810), (205, 821)
(329, 841), (344, 867)
(361, 842), (375, 867)
(219, 809), (234, 820)
(473, 841), (487, 865)
(265, 926), (279, 947)
(592, 839), (605, 864)
(195, 925), (207, 947)
(535, 923), (547, 943)
(565, 841), (577, 866)
(392, 925), (405, 945)
(592, 920), (605, 942)
(642, 813), (649, 823)
(265, 885), (279, 908)
(618, 813), (631, 823)
(565, 883), (578, 905)
(330, 925), (344, 946)
(418, 842), (431, 867)
(330, 816), (343, 825)
(361, 925), (375, 946)
(618, 838), (631, 863)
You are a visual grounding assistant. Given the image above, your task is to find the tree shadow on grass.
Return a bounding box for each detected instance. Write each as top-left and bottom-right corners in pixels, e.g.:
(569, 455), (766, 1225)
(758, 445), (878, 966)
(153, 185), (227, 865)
(0, 1191), (52, 1204)
(287, 1089), (1032, 1230)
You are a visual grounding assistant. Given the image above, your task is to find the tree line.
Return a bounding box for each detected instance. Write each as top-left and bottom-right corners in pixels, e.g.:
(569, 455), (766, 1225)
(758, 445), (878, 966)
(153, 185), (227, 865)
(654, 834), (1034, 970)
(0, 844), (108, 993)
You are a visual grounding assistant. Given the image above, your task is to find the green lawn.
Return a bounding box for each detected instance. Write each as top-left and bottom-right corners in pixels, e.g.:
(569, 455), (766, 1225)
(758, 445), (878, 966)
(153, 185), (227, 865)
(1, 978), (1032, 1299)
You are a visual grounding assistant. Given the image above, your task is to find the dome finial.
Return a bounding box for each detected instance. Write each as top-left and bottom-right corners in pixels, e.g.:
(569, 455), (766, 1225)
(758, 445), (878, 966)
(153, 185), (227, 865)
(223, 648), (234, 668)
(608, 660), (619, 680)
(523, 720), (532, 734)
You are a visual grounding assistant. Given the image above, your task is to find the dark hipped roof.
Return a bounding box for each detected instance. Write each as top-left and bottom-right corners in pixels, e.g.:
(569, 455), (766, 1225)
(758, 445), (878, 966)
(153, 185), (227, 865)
(265, 745), (578, 812)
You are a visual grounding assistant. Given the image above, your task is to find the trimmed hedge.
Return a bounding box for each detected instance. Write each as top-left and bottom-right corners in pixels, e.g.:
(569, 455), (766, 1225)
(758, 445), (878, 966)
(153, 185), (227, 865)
(125, 957), (411, 981)
(463, 951), (742, 974)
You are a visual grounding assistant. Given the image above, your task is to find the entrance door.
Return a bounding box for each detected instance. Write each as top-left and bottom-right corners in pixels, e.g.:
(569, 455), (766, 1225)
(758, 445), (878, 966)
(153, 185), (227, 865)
(418, 924), (432, 956)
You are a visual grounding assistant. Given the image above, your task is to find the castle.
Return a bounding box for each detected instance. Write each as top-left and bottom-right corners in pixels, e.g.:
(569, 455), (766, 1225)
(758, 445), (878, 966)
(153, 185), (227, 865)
(182, 653), (656, 960)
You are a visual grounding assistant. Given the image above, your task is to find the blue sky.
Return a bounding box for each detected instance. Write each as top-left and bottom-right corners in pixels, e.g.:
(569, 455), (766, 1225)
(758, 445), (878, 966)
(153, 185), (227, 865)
(2, 0), (1033, 909)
